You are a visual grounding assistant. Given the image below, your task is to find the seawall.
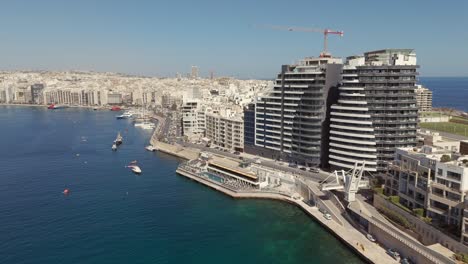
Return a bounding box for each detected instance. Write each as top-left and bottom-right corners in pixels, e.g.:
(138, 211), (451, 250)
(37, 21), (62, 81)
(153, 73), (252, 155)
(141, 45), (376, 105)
(176, 168), (398, 264)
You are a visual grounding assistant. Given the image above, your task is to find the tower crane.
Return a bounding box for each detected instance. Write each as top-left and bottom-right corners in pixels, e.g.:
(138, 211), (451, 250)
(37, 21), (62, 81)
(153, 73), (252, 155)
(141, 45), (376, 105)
(264, 25), (344, 57)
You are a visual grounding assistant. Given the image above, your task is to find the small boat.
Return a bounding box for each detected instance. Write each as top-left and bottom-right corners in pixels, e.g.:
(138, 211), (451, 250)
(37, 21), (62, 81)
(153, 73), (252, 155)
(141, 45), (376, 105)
(112, 142), (117, 151)
(63, 189), (70, 195)
(145, 145), (156, 152)
(116, 112), (133, 119)
(115, 132), (123, 145)
(127, 165), (142, 174)
(48, 104), (67, 110)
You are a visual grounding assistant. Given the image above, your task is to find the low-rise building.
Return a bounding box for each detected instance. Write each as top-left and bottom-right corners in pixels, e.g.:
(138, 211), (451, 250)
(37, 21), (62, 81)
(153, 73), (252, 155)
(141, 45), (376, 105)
(385, 145), (468, 244)
(418, 130), (460, 152)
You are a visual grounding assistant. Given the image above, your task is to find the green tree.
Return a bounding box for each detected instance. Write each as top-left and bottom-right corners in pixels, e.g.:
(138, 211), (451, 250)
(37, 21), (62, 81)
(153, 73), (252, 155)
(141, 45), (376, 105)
(440, 154), (451, 162)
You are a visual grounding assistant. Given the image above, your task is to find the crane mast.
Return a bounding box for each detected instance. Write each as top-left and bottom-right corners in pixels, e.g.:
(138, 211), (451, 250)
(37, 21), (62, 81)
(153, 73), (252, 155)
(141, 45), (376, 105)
(263, 25), (344, 57)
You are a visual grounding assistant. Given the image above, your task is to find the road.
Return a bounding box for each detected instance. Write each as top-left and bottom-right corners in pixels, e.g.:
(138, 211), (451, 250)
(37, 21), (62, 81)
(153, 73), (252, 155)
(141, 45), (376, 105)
(423, 128), (468, 141)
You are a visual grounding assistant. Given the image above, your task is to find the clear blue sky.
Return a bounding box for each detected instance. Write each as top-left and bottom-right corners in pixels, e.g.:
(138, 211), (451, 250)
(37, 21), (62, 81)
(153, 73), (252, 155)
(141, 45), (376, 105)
(1, 0), (467, 78)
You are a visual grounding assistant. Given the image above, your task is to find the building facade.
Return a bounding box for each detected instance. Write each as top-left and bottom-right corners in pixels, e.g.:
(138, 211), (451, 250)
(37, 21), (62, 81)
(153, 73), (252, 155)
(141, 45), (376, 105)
(329, 49), (419, 173)
(253, 56), (343, 168)
(205, 109), (244, 151)
(385, 146), (468, 244)
(415, 85), (432, 112)
(181, 100), (206, 137)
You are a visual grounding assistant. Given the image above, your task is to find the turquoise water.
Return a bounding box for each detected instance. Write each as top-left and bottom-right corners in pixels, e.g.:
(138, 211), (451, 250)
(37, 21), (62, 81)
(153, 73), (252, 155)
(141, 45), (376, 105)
(0, 106), (364, 264)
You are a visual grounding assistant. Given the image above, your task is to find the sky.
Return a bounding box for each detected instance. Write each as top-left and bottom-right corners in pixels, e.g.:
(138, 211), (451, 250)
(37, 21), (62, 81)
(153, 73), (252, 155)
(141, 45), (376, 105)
(0, 0), (467, 78)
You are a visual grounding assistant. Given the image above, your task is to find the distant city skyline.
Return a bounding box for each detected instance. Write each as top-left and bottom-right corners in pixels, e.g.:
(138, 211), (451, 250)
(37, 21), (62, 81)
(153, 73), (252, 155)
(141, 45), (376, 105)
(1, 0), (467, 78)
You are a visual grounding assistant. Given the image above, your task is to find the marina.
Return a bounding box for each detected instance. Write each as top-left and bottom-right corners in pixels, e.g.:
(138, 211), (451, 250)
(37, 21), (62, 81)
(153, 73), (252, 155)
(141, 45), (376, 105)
(0, 106), (365, 264)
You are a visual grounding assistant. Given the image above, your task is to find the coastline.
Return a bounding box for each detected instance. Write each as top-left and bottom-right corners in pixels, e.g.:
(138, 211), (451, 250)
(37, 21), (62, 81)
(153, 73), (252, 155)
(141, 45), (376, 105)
(175, 167), (384, 264)
(150, 128), (396, 263)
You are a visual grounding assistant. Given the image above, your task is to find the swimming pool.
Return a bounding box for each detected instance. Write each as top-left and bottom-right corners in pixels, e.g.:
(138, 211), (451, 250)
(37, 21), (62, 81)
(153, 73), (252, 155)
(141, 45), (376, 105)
(203, 172), (224, 183)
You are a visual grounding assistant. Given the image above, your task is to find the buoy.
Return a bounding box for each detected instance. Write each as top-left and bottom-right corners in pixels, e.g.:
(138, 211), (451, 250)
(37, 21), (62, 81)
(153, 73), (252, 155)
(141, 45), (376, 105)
(63, 189), (70, 195)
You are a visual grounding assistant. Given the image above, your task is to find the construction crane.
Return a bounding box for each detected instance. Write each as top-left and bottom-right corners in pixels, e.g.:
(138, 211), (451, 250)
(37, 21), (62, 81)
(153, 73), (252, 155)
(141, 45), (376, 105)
(263, 25), (344, 57)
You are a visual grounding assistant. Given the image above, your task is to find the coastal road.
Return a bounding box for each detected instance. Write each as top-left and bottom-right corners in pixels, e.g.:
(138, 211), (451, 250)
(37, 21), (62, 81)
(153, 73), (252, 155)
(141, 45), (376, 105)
(423, 128), (468, 141)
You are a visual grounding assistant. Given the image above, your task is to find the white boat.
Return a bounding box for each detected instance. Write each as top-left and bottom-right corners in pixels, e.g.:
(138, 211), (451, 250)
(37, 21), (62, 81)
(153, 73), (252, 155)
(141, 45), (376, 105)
(135, 121), (155, 129)
(115, 132), (123, 145)
(141, 122), (155, 130)
(116, 112), (133, 119)
(145, 145), (156, 152)
(128, 165), (142, 174)
(112, 143), (117, 151)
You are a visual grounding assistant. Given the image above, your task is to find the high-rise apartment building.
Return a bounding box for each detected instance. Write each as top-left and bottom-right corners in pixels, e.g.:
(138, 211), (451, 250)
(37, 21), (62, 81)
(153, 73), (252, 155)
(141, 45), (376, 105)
(191, 66), (199, 79)
(329, 49), (419, 173)
(30, 84), (44, 104)
(415, 85), (432, 112)
(252, 56), (343, 168)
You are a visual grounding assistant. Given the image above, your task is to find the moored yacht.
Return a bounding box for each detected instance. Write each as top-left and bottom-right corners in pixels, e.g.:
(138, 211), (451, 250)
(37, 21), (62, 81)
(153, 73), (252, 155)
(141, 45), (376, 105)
(145, 145), (156, 152)
(115, 132), (123, 145)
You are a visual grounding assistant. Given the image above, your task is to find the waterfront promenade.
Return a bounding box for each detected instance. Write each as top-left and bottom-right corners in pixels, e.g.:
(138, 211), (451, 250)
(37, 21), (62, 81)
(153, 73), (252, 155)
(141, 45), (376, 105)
(175, 166), (397, 264)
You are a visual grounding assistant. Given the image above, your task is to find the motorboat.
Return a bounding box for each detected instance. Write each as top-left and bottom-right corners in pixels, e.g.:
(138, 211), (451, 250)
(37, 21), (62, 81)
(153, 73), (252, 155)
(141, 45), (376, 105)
(145, 145), (156, 152)
(47, 104), (68, 109)
(127, 165), (142, 174)
(116, 112), (133, 119)
(112, 143), (117, 151)
(141, 122), (156, 130)
(115, 132), (123, 145)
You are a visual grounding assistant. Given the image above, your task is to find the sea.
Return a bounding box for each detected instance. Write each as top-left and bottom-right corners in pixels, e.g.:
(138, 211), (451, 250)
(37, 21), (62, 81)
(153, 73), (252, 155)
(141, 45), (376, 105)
(0, 106), (364, 264)
(419, 77), (468, 112)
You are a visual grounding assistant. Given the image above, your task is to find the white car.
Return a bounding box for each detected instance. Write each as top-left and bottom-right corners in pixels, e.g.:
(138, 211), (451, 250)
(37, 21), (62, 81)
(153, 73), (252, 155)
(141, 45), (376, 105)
(366, 234), (376, 242)
(323, 213), (332, 220)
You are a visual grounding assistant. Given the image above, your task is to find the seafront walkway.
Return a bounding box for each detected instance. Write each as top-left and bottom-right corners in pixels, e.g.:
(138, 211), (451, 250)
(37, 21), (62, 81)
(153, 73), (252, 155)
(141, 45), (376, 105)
(176, 166), (398, 264)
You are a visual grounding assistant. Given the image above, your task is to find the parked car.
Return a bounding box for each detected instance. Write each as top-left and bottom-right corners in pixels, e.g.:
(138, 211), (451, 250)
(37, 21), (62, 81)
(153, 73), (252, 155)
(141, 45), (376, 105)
(254, 159), (262, 164)
(233, 151), (240, 155)
(299, 167), (307, 171)
(387, 249), (401, 260)
(310, 168), (319, 173)
(323, 213), (332, 220)
(288, 163), (298, 168)
(366, 234), (376, 242)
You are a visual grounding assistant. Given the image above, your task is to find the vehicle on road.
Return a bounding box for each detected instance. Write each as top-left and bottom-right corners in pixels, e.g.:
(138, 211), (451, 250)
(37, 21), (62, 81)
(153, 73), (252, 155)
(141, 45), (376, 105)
(323, 213), (332, 220)
(366, 234), (376, 242)
(233, 151), (240, 155)
(387, 249), (401, 260)
(288, 163), (298, 168)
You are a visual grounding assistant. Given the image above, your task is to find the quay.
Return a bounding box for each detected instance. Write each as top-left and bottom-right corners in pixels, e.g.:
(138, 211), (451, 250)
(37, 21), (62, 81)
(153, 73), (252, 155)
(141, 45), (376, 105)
(149, 120), (455, 264)
(175, 164), (394, 264)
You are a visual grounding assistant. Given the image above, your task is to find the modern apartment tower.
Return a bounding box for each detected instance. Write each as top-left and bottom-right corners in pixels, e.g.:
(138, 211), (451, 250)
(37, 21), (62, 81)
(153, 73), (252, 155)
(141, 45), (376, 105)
(253, 56), (343, 168)
(329, 49), (419, 173)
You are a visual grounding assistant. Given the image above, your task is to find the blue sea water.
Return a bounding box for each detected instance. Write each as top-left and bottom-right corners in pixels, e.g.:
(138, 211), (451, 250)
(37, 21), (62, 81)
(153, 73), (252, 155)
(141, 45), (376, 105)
(419, 77), (468, 112)
(0, 106), (363, 264)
